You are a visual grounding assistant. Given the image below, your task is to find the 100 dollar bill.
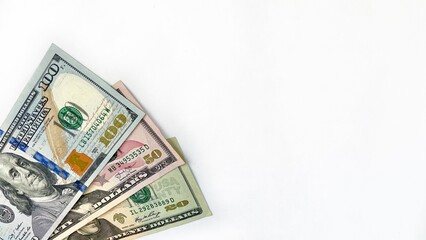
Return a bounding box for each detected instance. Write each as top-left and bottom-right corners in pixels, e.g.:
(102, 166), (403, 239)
(51, 81), (185, 239)
(0, 45), (144, 240)
(66, 138), (211, 240)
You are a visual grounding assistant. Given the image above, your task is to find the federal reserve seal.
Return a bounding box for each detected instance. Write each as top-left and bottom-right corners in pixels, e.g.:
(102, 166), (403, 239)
(0, 204), (14, 223)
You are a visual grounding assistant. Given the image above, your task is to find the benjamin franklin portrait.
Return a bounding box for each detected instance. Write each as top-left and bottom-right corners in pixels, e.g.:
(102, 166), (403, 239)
(0, 152), (77, 238)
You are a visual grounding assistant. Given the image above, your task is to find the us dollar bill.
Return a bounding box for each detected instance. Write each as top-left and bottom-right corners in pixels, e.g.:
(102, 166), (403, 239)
(65, 137), (211, 240)
(50, 81), (185, 239)
(0, 45), (144, 240)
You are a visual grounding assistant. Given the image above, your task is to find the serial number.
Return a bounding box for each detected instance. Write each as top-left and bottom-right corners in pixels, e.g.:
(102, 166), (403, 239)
(129, 198), (175, 215)
(117, 145), (150, 167)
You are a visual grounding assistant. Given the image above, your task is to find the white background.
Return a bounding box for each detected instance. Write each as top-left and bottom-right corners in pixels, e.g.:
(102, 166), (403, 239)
(1, 0), (426, 239)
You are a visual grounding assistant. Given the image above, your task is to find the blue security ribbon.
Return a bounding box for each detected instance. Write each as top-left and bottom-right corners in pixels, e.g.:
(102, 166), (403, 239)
(9, 137), (88, 192)
(73, 181), (88, 192)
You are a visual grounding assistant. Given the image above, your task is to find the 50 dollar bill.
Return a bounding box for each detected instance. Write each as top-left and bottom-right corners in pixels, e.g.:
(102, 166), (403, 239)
(66, 137), (211, 240)
(0, 45), (144, 240)
(50, 81), (185, 239)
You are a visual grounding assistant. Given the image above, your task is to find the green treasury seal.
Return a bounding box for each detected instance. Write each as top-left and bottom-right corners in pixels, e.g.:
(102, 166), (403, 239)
(58, 106), (83, 130)
(130, 187), (151, 204)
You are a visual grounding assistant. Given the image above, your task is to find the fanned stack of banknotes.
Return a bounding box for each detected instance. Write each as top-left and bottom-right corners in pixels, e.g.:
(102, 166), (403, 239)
(0, 45), (211, 240)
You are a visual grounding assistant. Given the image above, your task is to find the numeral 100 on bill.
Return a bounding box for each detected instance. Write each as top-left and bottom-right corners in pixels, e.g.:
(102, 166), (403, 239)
(99, 114), (127, 147)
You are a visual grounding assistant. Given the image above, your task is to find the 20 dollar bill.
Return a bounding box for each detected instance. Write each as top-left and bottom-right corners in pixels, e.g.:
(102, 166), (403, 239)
(66, 137), (211, 240)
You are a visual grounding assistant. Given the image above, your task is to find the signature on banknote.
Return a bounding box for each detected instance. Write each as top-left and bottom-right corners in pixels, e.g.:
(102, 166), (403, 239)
(115, 164), (138, 181)
(134, 211), (160, 223)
